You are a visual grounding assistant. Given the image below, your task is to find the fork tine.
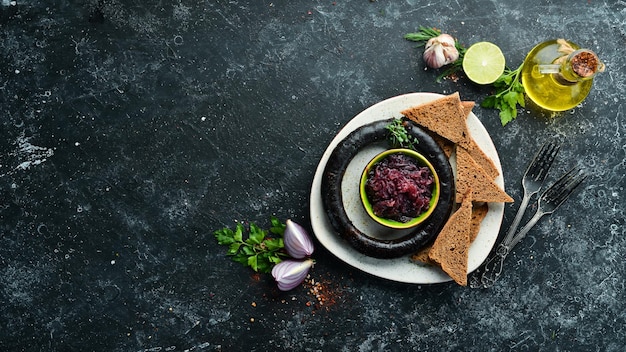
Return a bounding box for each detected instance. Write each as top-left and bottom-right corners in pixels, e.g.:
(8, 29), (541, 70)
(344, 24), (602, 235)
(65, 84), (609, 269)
(541, 167), (587, 210)
(526, 141), (560, 181)
(502, 141), (561, 246)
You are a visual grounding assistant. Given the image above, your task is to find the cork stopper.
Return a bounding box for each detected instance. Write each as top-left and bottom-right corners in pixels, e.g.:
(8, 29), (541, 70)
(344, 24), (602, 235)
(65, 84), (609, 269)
(570, 50), (603, 78)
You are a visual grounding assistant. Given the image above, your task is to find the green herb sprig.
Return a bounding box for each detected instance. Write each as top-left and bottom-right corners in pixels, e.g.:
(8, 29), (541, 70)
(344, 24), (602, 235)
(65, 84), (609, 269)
(214, 216), (287, 273)
(480, 63), (525, 126)
(404, 26), (468, 81)
(403, 26), (441, 43)
(386, 118), (419, 149)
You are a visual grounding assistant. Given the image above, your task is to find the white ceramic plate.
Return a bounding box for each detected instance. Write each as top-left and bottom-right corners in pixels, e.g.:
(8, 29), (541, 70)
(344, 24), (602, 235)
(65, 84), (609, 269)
(309, 92), (505, 284)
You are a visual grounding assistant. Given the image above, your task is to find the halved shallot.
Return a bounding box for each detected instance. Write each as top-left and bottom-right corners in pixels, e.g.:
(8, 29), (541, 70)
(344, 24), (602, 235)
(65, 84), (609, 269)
(271, 259), (315, 291)
(283, 219), (314, 259)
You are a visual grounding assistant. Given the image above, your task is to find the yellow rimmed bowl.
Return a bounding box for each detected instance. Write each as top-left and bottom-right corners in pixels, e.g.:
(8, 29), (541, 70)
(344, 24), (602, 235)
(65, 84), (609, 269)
(359, 149), (440, 230)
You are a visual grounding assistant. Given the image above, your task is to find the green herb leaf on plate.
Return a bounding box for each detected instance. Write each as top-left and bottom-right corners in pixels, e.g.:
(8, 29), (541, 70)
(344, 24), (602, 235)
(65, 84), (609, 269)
(386, 118), (419, 149)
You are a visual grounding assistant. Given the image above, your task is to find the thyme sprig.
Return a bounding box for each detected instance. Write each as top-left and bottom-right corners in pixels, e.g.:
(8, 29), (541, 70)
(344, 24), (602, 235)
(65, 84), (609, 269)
(403, 26), (441, 43)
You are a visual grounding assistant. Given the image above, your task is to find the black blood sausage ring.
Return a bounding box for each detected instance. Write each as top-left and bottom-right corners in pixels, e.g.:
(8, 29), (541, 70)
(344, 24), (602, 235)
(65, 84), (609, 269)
(321, 118), (455, 259)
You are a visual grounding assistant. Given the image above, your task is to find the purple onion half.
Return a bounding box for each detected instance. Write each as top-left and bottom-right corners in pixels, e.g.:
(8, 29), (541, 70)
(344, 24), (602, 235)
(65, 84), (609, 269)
(271, 259), (314, 291)
(283, 219), (314, 259)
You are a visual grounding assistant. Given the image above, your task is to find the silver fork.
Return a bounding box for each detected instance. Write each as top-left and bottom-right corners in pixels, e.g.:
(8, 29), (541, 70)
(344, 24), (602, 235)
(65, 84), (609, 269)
(501, 141), (560, 247)
(468, 142), (558, 288)
(468, 142), (557, 288)
(471, 167), (587, 288)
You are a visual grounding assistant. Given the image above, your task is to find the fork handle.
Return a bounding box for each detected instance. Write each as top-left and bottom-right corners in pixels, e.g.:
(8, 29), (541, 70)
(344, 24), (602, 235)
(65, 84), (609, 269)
(474, 210), (545, 288)
(501, 193), (532, 245)
(473, 243), (511, 288)
(507, 210), (545, 250)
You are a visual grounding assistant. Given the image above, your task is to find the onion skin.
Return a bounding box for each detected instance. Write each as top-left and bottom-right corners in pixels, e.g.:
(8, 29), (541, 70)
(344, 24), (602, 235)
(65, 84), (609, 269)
(271, 259), (314, 291)
(283, 219), (315, 259)
(320, 118), (455, 259)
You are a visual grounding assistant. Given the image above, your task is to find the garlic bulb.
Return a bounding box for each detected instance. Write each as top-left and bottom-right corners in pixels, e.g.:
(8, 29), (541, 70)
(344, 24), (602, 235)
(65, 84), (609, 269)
(283, 219), (314, 259)
(271, 259), (314, 291)
(423, 34), (459, 69)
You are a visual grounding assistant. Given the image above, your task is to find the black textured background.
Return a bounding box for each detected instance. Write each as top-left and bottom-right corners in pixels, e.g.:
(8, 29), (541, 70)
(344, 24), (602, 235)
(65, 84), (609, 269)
(1, 1), (625, 351)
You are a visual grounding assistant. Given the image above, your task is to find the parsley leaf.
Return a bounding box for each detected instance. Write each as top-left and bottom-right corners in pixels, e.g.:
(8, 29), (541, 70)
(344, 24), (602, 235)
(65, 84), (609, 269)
(247, 223), (265, 245)
(215, 228), (236, 245)
(480, 63), (525, 126)
(213, 216), (288, 273)
(269, 217), (286, 235)
(264, 238), (284, 251)
(233, 224), (243, 242)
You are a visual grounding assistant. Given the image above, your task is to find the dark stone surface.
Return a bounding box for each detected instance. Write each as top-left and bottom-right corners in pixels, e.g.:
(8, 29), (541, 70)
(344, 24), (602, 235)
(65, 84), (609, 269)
(1, 1), (624, 351)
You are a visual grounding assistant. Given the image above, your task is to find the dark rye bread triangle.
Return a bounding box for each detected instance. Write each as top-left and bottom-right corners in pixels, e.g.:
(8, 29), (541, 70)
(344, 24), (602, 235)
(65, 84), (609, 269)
(430, 133), (455, 158)
(428, 189), (473, 286)
(411, 202), (489, 265)
(401, 92), (470, 146)
(460, 100), (476, 115)
(431, 101), (474, 158)
(426, 100), (471, 157)
(469, 202), (489, 242)
(458, 101), (500, 179)
(463, 139), (500, 179)
(456, 147), (513, 203)
(404, 96), (500, 179)
(410, 243), (435, 265)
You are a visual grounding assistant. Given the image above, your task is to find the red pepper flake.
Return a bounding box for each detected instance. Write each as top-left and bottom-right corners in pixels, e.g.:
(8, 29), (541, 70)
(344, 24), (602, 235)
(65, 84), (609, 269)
(303, 274), (344, 312)
(445, 71), (461, 83)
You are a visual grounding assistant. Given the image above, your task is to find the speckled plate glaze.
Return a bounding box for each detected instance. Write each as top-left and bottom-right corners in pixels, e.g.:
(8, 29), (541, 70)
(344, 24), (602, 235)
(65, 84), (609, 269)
(309, 92), (506, 284)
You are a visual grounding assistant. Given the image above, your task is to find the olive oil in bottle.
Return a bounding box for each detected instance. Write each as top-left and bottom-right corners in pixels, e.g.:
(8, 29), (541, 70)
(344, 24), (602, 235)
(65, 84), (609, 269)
(521, 39), (604, 112)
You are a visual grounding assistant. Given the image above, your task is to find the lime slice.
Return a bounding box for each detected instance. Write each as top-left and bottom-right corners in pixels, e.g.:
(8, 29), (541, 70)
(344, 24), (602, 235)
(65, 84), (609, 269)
(462, 42), (506, 85)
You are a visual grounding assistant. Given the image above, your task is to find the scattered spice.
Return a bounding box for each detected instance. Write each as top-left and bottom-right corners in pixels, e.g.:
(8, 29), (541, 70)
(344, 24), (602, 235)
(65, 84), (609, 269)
(302, 274), (344, 312)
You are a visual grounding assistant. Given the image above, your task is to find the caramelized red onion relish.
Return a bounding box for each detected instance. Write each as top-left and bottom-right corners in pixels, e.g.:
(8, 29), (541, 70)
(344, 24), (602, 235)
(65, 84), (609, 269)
(365, 153), (434, 223)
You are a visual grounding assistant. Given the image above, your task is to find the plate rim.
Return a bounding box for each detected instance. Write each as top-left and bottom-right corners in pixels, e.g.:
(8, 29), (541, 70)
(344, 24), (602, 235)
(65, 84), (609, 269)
(309, 92), (505, 284)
